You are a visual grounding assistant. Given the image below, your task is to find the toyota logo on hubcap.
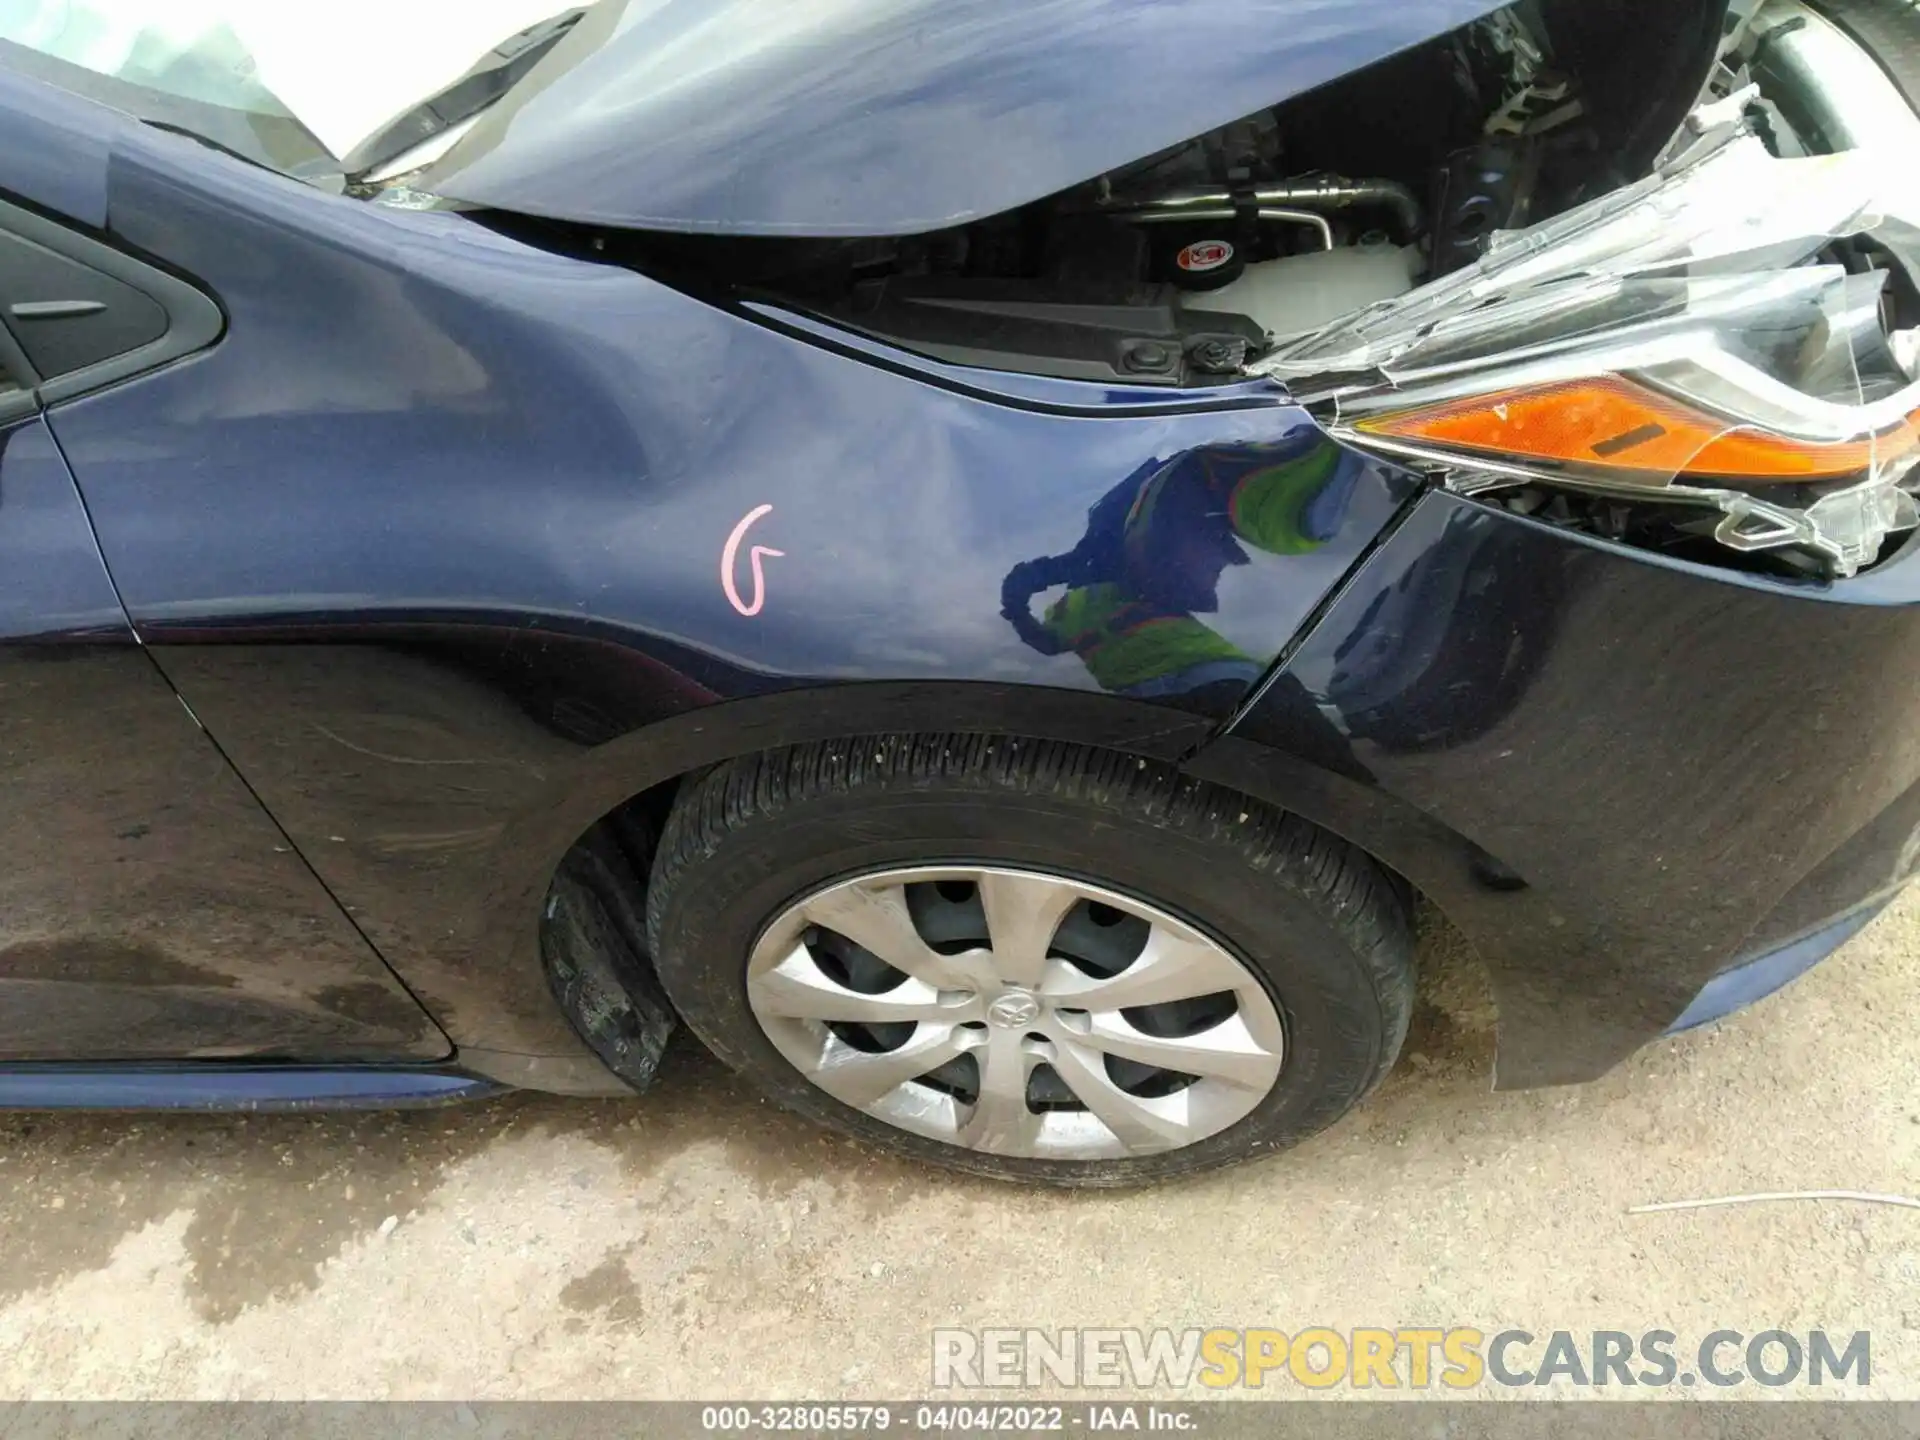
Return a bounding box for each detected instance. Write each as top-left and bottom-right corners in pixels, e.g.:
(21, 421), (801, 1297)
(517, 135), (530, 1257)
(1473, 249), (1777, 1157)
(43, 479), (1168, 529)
(987, 990), (1041, 1028)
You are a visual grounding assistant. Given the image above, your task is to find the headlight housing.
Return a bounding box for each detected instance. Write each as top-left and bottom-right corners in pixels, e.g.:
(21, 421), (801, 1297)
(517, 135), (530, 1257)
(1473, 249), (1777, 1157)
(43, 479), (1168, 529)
(1253, 117), (1920, 577)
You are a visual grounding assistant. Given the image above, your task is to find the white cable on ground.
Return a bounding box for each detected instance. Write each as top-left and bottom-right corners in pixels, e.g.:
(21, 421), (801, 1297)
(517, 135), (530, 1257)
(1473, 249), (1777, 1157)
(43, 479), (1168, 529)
(1630, 1190), (1920, 1215)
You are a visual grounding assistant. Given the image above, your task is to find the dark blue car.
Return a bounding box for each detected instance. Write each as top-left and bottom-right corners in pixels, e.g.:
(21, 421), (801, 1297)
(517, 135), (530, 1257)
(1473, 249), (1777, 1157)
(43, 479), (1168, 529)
(5, 0), (1920, 1183)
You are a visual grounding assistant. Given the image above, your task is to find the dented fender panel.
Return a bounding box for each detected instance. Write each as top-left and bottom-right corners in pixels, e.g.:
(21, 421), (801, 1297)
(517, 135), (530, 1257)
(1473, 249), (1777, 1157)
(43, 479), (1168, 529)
(42, 122), (1415, 1061)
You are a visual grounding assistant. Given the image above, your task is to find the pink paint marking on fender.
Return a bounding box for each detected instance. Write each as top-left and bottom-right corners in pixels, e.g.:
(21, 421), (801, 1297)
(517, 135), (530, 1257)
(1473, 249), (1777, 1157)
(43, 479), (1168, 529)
(721, 504), (784, 617)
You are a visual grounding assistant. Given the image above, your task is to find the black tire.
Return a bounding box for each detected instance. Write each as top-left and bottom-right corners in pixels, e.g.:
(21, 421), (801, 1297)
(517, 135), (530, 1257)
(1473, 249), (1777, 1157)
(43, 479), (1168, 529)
(645, 734), (1413, 1187)
(1808, 0), (1920, 118)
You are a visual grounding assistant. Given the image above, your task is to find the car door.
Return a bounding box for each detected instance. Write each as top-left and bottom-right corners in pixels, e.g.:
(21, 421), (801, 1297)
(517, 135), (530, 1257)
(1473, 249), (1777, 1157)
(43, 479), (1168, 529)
(0, 200), (449, 1063)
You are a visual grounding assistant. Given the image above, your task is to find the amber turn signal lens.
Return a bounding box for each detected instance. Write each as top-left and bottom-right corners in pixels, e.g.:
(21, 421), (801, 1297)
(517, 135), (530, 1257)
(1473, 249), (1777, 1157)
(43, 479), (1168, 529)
(1356, 376), (1920, 483)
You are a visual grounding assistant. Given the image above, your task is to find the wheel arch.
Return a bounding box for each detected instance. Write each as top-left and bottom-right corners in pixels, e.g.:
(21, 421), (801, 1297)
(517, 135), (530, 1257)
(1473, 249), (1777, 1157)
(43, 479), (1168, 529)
(478, 680), (1526, 1094)
(465, 682), (1224, 1084)
(490, 681), (1222, 958)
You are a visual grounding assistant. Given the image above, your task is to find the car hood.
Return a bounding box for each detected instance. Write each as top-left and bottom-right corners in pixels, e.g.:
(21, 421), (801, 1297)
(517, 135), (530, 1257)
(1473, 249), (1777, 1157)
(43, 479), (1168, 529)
(421, 0), (1509, 236)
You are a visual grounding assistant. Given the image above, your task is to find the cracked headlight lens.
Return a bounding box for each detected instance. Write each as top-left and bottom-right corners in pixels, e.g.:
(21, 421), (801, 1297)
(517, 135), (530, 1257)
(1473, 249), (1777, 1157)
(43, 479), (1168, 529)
(1253, 125), (1920, 576)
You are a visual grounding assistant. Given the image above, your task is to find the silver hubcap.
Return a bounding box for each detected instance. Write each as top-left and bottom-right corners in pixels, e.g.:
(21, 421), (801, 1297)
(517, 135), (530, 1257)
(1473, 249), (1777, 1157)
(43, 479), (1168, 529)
(745, 866), (1286, 1161)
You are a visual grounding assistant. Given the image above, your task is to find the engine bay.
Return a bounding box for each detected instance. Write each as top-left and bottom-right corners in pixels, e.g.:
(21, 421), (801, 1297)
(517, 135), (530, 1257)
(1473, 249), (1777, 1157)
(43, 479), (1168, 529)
(470, 0), (1920, 580)
(582, 0), (1727, 388)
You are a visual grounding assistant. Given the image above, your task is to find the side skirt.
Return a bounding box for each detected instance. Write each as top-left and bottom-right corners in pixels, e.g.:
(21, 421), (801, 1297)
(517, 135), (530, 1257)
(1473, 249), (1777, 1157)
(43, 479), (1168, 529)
(0, 1064), (502, 1111)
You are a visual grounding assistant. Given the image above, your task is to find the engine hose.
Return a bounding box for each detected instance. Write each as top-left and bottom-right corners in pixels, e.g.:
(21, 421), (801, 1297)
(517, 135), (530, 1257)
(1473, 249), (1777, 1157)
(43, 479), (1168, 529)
(1100, 175), (1424, 241)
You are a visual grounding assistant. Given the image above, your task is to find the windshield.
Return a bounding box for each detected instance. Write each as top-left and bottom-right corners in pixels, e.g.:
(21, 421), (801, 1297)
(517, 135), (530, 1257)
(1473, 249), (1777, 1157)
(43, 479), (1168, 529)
(0, 0), (578, 179)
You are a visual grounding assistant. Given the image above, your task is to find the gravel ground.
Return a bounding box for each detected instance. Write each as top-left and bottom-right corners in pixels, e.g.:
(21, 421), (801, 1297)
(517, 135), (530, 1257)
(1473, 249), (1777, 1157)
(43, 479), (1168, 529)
(2, 891), (1918, 1401)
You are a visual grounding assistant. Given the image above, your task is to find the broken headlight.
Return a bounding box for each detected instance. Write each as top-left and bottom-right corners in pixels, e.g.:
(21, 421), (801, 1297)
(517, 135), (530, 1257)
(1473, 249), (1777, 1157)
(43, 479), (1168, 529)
(1253, 119), (1920, 577)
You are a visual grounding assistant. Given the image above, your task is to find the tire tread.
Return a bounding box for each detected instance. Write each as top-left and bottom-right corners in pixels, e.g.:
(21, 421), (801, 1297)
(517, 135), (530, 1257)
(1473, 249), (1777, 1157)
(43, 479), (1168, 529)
(1811, 0), (1920, 117)
(650, 734), (1414, 1112)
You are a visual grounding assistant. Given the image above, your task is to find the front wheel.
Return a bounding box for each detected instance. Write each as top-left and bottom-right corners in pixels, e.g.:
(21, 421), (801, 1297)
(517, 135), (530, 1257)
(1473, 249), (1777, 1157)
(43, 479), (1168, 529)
(645, 735), (1413, 1187)
(1747, 0), (1920, 155)
(1804, 0), (1920, 124)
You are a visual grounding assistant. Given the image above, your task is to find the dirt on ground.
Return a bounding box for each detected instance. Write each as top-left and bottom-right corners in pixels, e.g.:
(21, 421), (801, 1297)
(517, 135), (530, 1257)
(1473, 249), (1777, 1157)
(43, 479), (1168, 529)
(1, 893), (1917, 1401)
